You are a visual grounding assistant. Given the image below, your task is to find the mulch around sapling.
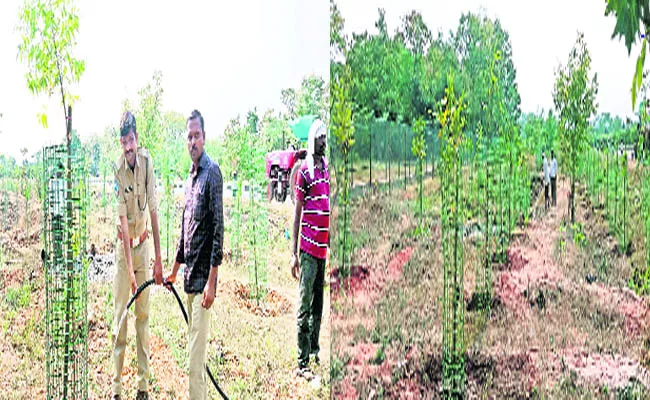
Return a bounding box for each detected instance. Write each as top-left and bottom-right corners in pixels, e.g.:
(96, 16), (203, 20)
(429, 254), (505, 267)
(221, 279), (292, 317)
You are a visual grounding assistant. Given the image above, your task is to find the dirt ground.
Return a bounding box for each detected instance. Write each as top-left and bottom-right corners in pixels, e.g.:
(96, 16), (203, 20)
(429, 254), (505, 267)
(0, 190), (331, 399)
(331, 174), (650, 399)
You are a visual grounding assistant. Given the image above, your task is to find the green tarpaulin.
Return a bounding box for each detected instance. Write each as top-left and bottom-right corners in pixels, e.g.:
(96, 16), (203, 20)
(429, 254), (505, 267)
(289, 115), (319, 142)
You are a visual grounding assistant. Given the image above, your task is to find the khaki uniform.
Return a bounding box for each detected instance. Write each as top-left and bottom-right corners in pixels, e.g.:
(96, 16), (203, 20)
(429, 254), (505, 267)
(112, 147), (157, 397)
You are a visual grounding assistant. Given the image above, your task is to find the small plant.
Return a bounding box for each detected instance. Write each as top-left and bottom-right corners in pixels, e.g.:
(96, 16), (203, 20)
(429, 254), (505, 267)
(331, 354), (349, 382)
(558, 221), (567, 256)
(616, 378), (646, 399)
(572, 222), (587, 249)
(372, 337), (388, 365)
(6, 283), (31, 309)
(596, 251), (610, 281)
(558, 370), (580, 395)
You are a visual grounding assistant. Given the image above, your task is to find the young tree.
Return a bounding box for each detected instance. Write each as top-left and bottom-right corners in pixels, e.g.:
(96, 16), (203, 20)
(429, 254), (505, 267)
(18, 0), (85, 137)
(437, 72), (467, 398)
(17, 0), (86, 398)
(411, 116), (426, 218)
(331, 64), (355, 276)
(135, 70), (164, 163)
(552, 32), (599, 222)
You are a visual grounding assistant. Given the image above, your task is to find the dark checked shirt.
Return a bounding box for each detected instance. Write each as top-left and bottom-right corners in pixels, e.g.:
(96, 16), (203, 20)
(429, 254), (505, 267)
(175, 151), (224, 294)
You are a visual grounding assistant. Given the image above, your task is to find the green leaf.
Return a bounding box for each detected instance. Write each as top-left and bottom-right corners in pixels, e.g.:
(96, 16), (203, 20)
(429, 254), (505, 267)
(632, 38), (647, 108)
(37, 112), (47, 128)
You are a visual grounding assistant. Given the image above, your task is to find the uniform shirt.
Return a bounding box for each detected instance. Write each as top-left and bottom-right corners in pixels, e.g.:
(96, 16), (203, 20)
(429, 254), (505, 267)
(550, 158), (558, 178)
(295, 157), (330, 260)
(175, 151), (224, 294)
(114, 147), (158, 239)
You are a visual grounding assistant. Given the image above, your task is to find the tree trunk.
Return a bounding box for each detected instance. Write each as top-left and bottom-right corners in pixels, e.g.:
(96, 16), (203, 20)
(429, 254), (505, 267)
(64, 105), (73, 400)
(369, 124), (372, 187)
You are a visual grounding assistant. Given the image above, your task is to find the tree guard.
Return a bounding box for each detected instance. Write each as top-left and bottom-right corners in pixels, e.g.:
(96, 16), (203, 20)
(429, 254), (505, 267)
(42, 142), (88, 400)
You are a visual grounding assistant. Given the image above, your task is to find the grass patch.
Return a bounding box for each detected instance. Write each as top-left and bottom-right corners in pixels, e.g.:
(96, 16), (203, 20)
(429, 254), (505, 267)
(331, 353), (349, 382)
(6, 282), (31, 309)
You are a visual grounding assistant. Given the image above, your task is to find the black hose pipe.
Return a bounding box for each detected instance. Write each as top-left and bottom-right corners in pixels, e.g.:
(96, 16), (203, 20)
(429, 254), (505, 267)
(114, 278), (229, 400)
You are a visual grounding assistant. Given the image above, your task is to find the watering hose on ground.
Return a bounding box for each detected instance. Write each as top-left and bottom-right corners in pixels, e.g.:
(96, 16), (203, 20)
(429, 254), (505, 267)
(113, 278), (229, 400)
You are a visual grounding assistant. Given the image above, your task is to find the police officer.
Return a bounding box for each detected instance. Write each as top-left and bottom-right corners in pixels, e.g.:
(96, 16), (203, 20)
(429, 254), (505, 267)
(112, 111), (163, 400)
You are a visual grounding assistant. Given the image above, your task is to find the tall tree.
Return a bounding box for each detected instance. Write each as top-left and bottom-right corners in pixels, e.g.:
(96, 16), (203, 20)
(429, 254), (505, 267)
(453, 12), (521, 139)
(330, 0), (348, 80)
(398, 10), (432, 121)
(553, 32), (599, 222)
(246, 108), (259, 135)
(399, 10), (432, 57)
(258, 109), (289, 151)
(135, 70), (164, 163)
(280, 88), (297, 120)
(296, 74), (329, 124)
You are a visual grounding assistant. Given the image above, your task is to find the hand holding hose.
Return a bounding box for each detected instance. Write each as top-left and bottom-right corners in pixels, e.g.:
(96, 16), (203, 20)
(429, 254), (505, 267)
(164, 272), (177, 292)
(165, 261), (181, 292)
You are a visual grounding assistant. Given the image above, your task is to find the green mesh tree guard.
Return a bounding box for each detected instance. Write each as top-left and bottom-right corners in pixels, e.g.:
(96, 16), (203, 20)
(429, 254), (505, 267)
(441, 146), (465, 398)
(42, 143), (88, 400)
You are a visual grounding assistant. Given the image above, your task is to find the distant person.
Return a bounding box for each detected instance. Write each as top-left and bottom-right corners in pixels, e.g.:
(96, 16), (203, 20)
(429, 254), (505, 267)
(550, 150), (558, 207)
(542, 152), (550, 209)
(290, 119), (329, 380)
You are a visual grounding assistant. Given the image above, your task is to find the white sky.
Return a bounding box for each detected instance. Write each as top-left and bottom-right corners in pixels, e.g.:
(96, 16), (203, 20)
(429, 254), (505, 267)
(337, 0), (640, 123)
(0, 0), (328, 161)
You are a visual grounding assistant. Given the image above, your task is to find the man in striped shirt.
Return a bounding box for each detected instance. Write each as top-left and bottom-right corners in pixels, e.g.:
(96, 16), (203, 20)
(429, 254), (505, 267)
(290, 119), (329, 379)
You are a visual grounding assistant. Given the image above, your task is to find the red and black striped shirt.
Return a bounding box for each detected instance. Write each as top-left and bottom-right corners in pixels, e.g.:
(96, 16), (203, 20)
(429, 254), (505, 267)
(295, 158), (330, 260)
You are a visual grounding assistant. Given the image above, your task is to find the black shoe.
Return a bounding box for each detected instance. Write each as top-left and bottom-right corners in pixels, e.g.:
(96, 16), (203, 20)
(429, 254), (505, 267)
(112, 396), (121, 400)
(136, 391), (148, 400)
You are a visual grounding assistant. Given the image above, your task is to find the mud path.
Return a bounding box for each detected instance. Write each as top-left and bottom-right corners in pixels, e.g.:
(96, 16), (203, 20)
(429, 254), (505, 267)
(495, 176), (650, 391)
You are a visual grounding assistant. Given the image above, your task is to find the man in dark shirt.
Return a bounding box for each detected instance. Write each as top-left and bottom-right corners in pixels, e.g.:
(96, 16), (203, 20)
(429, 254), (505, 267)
(166, 109), (223, 400)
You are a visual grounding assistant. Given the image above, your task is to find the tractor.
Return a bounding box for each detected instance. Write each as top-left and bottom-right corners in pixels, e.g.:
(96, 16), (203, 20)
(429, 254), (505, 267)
(265, 147), (305, 202)
(264, 115), (319, 203)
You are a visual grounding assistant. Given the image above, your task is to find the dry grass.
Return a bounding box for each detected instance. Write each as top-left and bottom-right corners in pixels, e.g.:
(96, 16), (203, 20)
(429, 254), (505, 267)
(331, 174), (650, 399)
(0, 190), (330, 399)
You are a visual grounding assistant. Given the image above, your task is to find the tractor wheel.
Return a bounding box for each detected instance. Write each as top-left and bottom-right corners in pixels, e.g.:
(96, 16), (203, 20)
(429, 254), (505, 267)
(289, 160), (303, 204)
